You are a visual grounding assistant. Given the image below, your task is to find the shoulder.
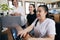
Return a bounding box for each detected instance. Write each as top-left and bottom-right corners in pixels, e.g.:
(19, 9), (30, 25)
(27, 14), (31, 16)
(47, 18), (55, 25)
(27, 14), (30, 18)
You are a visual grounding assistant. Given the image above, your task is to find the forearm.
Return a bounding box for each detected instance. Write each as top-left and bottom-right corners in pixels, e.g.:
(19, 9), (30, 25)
(28, 37), (54, 40)
(24, 25), (34, 33)
(36, 38), (54, 40)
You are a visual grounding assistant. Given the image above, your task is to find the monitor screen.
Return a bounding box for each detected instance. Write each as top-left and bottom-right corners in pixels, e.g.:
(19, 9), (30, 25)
(1, 16), (22, 27)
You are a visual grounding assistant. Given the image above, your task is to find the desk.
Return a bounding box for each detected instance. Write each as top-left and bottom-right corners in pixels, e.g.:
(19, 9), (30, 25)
(2, 28), (13, 40)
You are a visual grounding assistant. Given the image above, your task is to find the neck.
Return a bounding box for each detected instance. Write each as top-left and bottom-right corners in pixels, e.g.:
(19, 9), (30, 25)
(39, 17), (46, 23)
(15, 4), (18, 8)
(30, 12), (34, 15)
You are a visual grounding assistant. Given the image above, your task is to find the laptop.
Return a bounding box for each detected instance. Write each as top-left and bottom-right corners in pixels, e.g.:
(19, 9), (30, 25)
(1, 16), (22, 27)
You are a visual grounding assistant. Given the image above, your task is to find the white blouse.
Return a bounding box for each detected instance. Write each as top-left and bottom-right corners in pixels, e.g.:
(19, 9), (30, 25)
(9, 6), (26, 26)
(31, 18), (56, 38)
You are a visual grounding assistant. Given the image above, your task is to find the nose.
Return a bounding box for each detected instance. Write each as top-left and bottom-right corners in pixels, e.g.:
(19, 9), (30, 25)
(36, 12), (41, 17)
(36, 12), (40, 15)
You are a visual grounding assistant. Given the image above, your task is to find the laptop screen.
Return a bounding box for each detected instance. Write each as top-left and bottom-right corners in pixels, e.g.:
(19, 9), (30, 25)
(1, 16), (21, 27)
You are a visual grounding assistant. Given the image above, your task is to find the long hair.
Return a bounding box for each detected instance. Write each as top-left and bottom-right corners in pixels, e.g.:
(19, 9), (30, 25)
(12, 0), (18, 5)
(30, 4), (36, 14)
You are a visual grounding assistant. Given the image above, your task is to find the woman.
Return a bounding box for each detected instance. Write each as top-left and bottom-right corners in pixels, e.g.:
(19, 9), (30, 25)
(8, 0), (26, 39)
(9, 0), (25, 16)
(9, 0), (26, 29)
(18, 5), (56, 40)
(27, 4), (36, 26)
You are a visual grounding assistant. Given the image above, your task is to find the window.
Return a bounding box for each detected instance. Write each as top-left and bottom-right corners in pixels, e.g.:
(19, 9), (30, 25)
(47, 4), (52, 9)
(8, 1), (22, 8)
(37, 2), (45, 7)
(25, 2), (35, 14)
(9, 1), (13, 8)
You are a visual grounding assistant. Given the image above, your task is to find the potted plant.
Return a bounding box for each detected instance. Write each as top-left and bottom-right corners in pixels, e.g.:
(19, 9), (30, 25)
(0, 4), (12, 16)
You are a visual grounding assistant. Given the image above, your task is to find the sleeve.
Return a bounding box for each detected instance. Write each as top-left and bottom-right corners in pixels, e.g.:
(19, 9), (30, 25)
(20, 7), (25, 16)
(9, 9), (14, 14)
(47, 20), (56, 35)
(8, 7), (14, 14)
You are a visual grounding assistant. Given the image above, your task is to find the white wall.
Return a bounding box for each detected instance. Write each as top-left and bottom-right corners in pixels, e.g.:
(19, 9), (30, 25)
(0, 0), (8, 4)
(22, 0), (60, 3)
(44, 0), (60, 3)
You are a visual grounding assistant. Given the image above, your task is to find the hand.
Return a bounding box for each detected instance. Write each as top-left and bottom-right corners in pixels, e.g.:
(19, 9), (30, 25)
(14, 13), (20, 16)
(18, 30), (28, 38)
(10, 14), (15, 16)
(14, 12), (21, 16)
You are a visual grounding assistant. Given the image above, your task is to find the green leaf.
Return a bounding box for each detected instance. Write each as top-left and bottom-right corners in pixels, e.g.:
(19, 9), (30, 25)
(0, 4), (13, 11)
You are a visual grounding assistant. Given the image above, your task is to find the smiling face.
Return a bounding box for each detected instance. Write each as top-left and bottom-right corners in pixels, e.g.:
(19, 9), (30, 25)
(29, 5), (35, 13)
(36, 7), (47, 20)
(12, 0), (18, 6)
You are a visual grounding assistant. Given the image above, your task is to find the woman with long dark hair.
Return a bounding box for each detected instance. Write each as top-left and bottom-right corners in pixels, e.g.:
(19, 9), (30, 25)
(27, 4), (36, 26)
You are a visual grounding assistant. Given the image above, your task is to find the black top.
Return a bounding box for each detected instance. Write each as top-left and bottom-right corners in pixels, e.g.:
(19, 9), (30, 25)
(27, 13), (36, 26)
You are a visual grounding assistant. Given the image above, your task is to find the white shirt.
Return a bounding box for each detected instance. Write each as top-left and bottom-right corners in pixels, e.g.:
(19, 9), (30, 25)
(9, 6), (26, 26)
(31, 18), (56, 38)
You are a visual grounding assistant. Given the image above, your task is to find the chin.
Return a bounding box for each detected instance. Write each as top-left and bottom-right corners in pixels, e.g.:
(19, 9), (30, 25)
(37, 17), (40, 20)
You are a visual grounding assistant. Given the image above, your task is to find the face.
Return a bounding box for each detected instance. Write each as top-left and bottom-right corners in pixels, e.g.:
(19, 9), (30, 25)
(36, 7), (47, 20)
(29, 5), (35, 13)
(13, 0), (18, 6)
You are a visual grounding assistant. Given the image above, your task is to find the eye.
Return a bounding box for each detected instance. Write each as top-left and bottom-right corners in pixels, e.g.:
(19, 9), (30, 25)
(39, 11), (41, 12)
(37, 10), (41, 13)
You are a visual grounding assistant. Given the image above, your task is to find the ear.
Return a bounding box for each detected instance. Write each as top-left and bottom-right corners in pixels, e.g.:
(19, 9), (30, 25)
(45, 11), (47, 15)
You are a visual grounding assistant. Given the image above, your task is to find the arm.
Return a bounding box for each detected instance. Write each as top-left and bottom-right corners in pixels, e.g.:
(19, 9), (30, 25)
(18, 19), (37, 37)
(14, 13), (21, 16)
(18, 25), (34, 37)
(39, 35), (55, 40)
(26, 15), (29, 27)
(26, 20), (29, 27)
(24, 25), (34, 33)
(24, 18), (37, 32)
(28, 34), (55, 40)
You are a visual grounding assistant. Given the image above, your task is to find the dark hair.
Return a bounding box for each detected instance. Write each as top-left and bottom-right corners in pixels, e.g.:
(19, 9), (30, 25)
(30, 4), (36, 13)
(38, 5), (49, 18)
(12, 0), (18, 5)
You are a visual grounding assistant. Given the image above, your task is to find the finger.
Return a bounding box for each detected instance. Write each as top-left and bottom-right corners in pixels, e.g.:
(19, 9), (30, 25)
(17, 31), (22, 36)
(20, 33), (23, 38)
(17, 33), (20, 36)
(23, 33), (27, 37)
